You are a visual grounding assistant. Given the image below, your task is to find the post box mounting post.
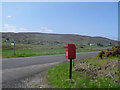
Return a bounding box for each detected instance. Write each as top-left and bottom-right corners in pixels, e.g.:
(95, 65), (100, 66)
(69, 59), (72, 79)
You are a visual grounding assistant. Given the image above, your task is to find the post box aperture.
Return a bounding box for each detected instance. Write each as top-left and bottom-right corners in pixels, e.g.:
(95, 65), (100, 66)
(66, 44), (76, 59)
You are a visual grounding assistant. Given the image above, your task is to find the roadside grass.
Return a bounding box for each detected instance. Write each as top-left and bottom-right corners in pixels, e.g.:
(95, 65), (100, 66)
(47, 57), (119, 88)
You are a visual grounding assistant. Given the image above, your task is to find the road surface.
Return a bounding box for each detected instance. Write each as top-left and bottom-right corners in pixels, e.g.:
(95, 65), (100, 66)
(2, 51), (99, 88)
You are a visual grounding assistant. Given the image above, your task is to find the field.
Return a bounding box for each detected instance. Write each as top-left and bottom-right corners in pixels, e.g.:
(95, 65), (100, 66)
(2, 42), (112, 58)
(2, 33), (116, 58)
(47, 57), (119, 88)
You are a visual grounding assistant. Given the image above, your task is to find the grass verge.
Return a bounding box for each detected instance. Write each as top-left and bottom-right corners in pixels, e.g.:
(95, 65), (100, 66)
(47, 57), (119, 88)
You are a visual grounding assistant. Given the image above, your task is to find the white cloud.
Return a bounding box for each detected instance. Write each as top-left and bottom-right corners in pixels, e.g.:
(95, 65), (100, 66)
(1, 25), (54, 33)
(7, 16), (12, 18)
(40, 27), (53, 33)
(2, 24), (16, 32)
(19, 28), (27, 31)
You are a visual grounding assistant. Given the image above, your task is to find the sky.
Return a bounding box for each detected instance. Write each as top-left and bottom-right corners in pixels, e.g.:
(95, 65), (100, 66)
(2, 2), (118, 40)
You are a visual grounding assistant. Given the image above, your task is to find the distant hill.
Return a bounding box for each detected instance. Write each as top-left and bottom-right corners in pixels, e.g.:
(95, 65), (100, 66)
(2, 32), (118, 46)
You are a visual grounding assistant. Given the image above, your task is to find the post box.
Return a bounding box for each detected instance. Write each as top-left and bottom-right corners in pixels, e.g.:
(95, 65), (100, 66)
(66, 44), (76, 59)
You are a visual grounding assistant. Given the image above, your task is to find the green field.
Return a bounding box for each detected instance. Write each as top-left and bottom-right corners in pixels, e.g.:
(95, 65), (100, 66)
(2, 47), (98, 58)
(2, 48), (64, 58)
(2, 42), (113, 58)
(2, 43), (101, 58)
(47, 57), (119, 88)
(2, 32), (117, 58)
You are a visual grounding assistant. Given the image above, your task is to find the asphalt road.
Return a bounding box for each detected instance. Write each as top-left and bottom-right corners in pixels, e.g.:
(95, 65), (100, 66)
(2, 51), (99, 87)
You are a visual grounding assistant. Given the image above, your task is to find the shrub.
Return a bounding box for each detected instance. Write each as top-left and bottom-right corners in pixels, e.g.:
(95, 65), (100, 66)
(97, 45), (120, 59)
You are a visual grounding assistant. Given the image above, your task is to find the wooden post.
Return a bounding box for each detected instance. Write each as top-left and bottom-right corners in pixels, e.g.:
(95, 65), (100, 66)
(13, 41), (15, 56)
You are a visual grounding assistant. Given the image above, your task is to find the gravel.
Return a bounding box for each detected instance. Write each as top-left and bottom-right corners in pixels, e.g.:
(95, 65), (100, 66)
(2, 71), (50, 88)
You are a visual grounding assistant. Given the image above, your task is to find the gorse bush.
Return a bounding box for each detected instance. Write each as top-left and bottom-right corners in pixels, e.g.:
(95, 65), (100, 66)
(97, 45), (120, 59)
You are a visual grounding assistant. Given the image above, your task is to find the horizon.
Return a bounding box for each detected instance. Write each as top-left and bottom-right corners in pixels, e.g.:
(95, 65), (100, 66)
(2, 2), (118, 40)
(2, 32), (118, 41)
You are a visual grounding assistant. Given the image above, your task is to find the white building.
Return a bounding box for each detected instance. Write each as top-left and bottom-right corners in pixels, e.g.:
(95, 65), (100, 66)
(90, 43), (95, 46)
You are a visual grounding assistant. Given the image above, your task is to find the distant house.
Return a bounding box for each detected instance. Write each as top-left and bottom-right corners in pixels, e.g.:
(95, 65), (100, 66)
(89, 43), (95, 46)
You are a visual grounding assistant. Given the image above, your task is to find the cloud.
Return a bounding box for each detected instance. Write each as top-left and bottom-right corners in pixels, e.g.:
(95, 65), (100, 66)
(1, 25), (54, 33)
(7, 16), (12, 18)
(3, 24), (16, 32)
(40, 27), (53, 33)
(19, 28), (27, 31)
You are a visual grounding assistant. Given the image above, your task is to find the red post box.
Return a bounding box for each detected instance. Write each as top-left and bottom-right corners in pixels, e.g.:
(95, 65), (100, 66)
(66, 44), (76, 79)
(66, 44), (76, 59)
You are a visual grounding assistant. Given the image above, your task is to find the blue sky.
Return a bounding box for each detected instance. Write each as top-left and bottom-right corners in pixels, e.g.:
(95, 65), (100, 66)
(2, 2), (118, 40)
